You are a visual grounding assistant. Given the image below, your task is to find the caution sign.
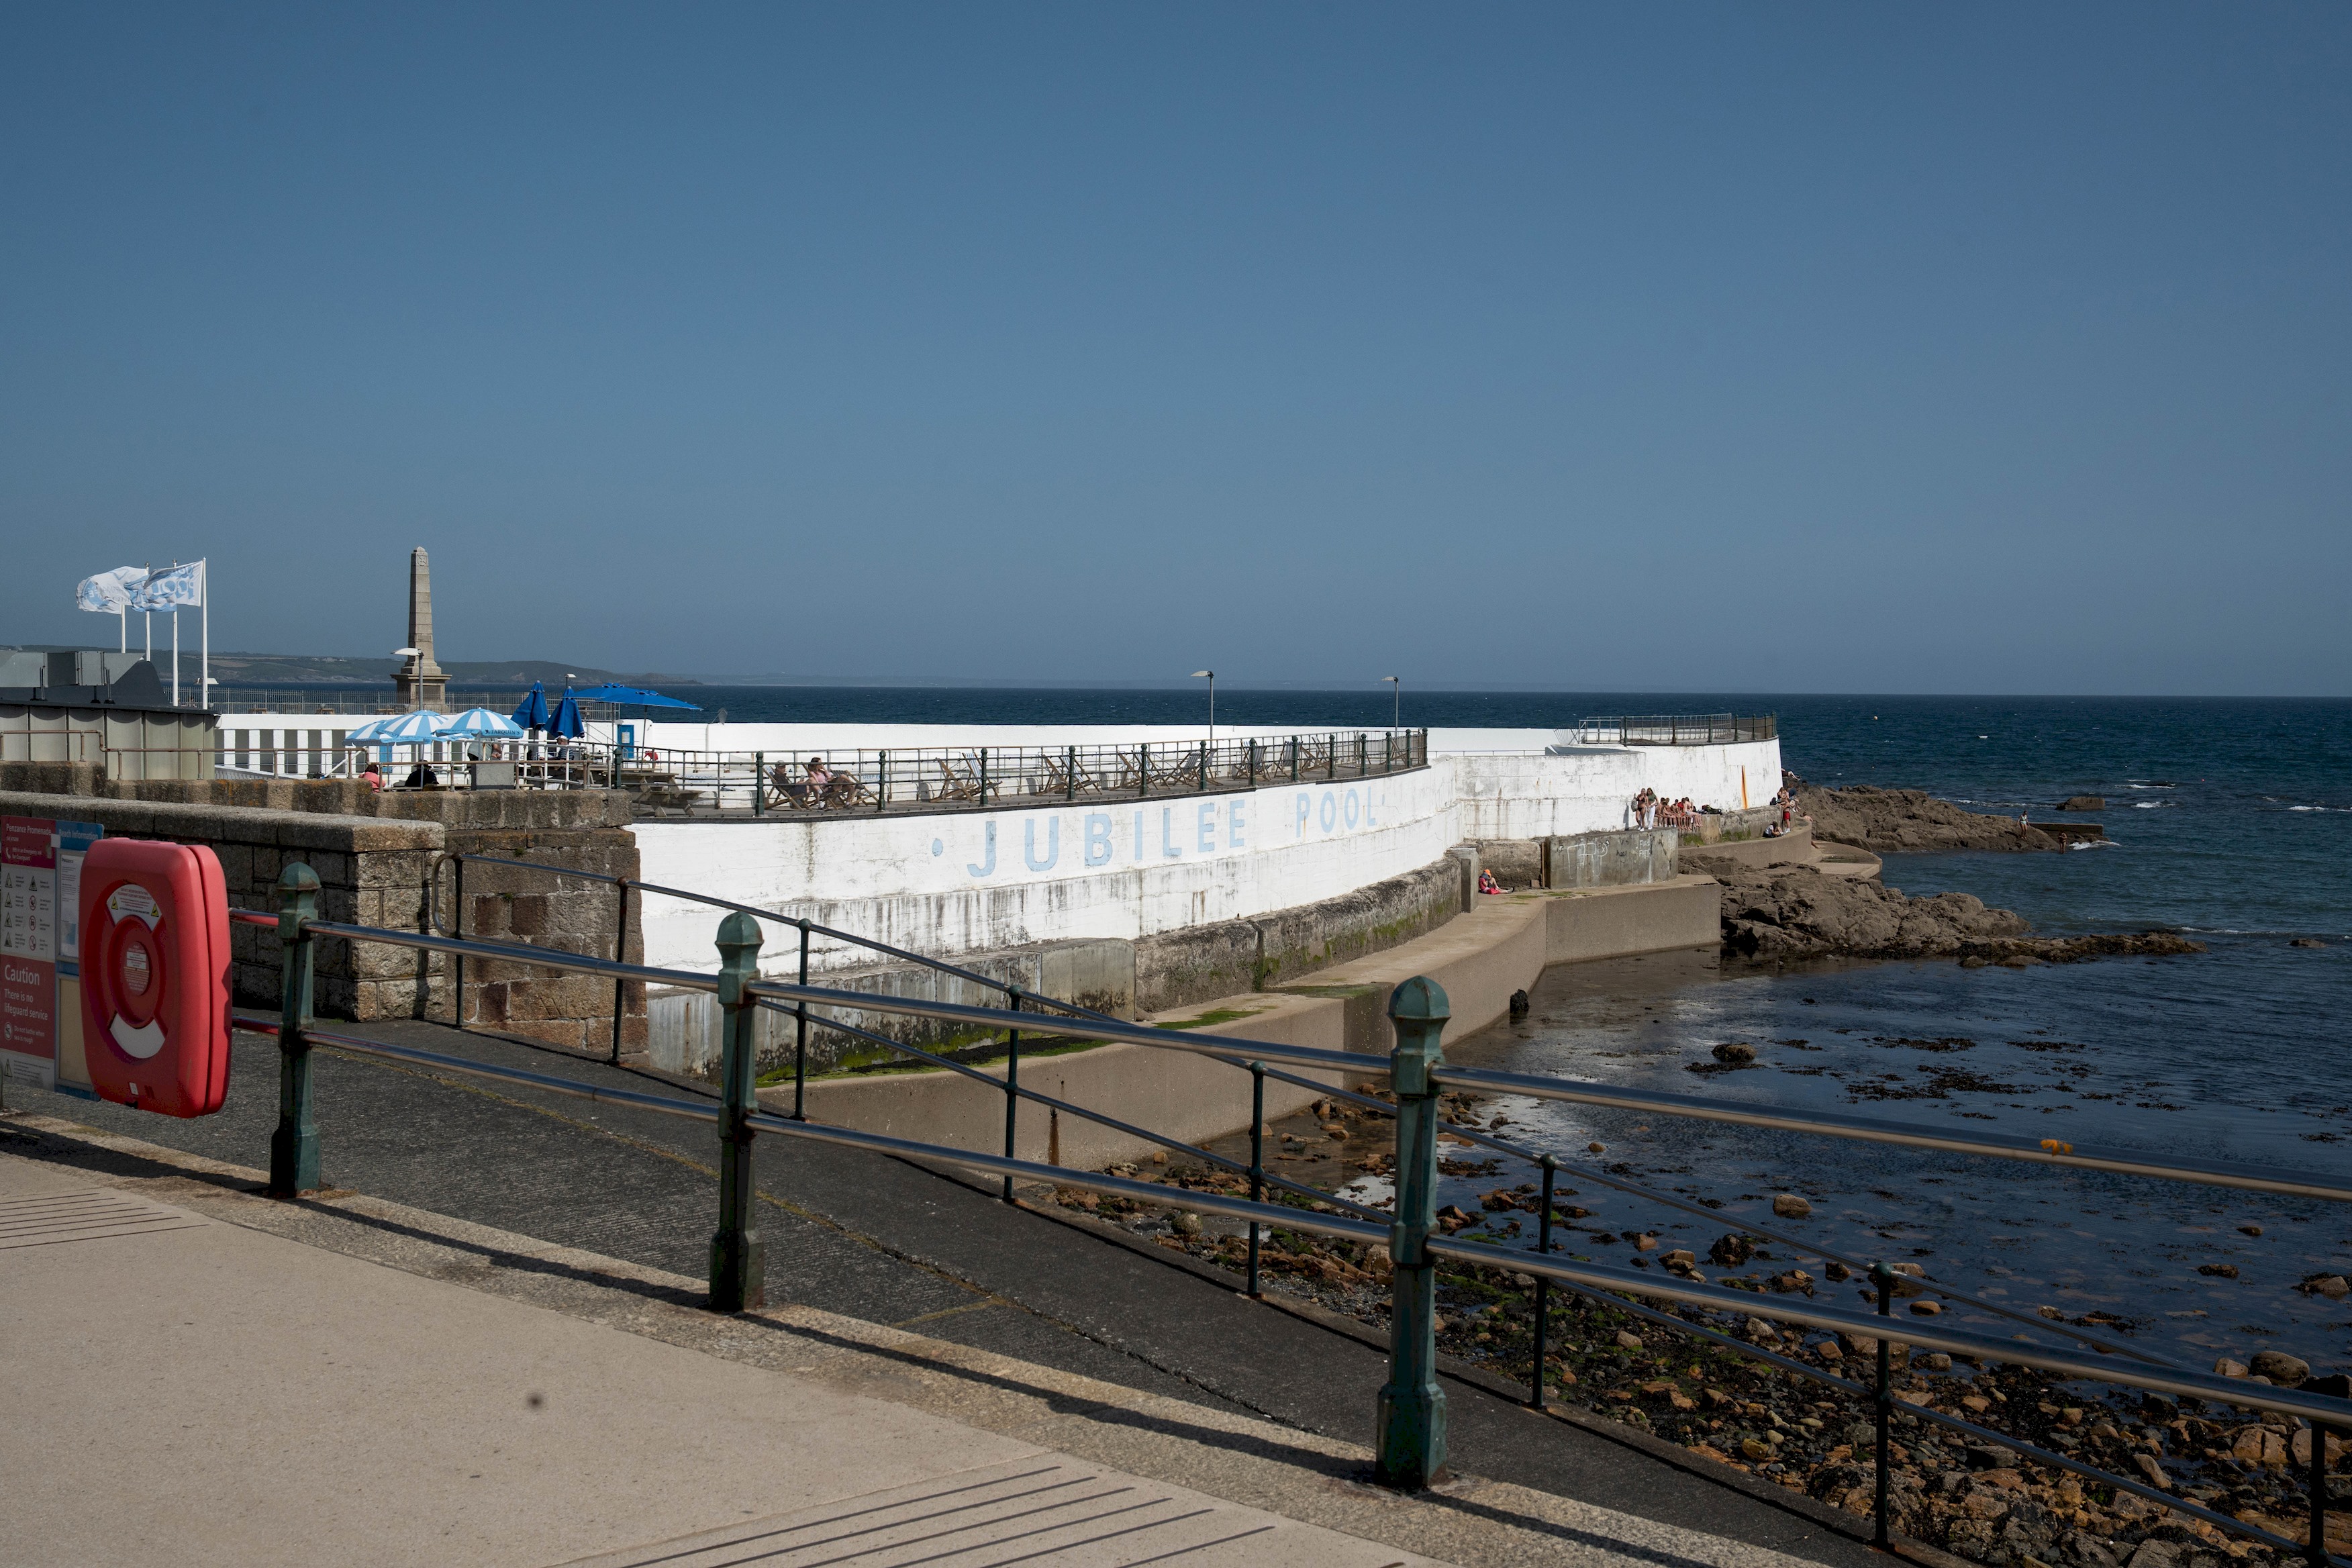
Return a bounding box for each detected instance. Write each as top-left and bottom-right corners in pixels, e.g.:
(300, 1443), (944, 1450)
(1, 817), (59, 1088)
(77, 840), (232, 1118)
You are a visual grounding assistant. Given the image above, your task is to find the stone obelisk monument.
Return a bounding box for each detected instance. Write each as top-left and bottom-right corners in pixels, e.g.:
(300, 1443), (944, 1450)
(393, 547), (449, 712)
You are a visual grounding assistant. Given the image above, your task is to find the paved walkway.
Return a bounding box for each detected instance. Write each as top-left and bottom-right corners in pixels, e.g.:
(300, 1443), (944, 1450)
(5, 1021), (1893, 1566)
(2, 1131), (1843, 1568)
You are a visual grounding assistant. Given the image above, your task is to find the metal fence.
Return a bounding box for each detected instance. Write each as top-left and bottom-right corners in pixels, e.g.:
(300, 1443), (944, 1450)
(1576, 714), (1777, 746)
(467, 728), (1428, 816)
(232, 863), (2352, 1563)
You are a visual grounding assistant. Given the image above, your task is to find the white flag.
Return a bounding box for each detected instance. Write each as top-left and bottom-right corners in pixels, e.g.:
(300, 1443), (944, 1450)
(132, 562), (204, 610)
(76, 566), (149, 613)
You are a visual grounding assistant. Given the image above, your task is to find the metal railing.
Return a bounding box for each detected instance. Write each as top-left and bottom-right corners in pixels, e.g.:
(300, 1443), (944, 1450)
(233, 869), (2351, 1563)
(427, 850), (1382, 1251)
(589, 728), (1427, 817)
(1576, 714), (1777, 746)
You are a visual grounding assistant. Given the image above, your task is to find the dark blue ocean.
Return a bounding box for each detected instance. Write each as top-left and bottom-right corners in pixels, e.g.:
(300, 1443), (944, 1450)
(689, 687), (2352, 1369)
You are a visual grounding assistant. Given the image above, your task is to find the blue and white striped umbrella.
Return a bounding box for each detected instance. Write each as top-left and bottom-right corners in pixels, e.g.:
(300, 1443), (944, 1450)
(434, 707), (525, 740)
(347, 709), (446, 746)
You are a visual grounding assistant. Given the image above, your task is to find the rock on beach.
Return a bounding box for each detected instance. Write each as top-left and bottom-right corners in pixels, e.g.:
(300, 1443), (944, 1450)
(1788, 773), (2062, 853)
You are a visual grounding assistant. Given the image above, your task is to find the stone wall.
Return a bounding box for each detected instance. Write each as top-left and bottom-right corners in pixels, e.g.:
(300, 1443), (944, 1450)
(1542, 828), (1680, 889)
(642, 851), (1469, 1081)
(649, 936), (1134, 1081)
(0, 782), (642, 1052)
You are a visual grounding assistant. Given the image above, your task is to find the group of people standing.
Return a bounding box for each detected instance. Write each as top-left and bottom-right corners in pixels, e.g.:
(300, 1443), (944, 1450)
(1628, 787), (1702, 830)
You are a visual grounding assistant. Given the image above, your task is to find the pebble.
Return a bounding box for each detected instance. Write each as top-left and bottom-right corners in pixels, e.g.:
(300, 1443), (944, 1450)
(1711, 1042), (1757, 1065)
(1771, 1193), (1812, 1218)
(2214, 1357), (2250, 1377)
(1909, 1300), (1943, 1316)
(2249, 1350), (2310, 1386)
(2196, 1262), (2239, 1278)
(1587, 1142), (1606, 1155)
(1615, 1330), (1644, 1351)
(2238, 1222), (2263, 1236)
(1171, 1211), (1202, 1237)
(2302, 1274), (2351, 1300)
(1633, 1234), (1659, 1252)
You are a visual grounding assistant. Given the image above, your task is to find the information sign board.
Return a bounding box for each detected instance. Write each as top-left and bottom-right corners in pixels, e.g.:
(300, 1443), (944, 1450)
(1, 816), (59, 1088)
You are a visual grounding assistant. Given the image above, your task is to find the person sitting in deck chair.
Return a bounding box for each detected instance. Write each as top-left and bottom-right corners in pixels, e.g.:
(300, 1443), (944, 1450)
(801, 756), (832, 808)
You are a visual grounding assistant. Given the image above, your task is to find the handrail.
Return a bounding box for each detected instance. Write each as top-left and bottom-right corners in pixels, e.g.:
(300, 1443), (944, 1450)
(392, 876), (2352, 1205)
(227, 1010), (1380, 1244)
(750, 997), (1387, 1224)
(299, 918), (721, 993)
(1431, 1232), (2352, 1428)
(237, 883), (2352, 1563)
(742, 976), (1374, 1077)
(259, 993), (2348, 1561)
(1259, 1063), (2180, 1370)
(1432, 1063), (2352, 1204)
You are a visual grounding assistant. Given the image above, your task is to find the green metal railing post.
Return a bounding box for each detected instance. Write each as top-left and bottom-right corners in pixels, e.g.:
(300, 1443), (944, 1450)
(754, 750), (764, 815)
(1529, 1153), (1557, 1408)
(1246, 1061), (1266, 1297)
(451, 855), (464, 1027)
(610, 879), (629, 1066)
(1872, 1261), (1896, 1548)
(1066, 745), (1077, 801)
(1000, 989), (1022, 1201)
(268, 863), (321, 1197)
(1197, 744), (1208, 791)
(1248, 740), (1258, 788)
(1377, 975), (1450, 1489)
(1290, 735), (1300, 782)
(709, 911), (765, 1312)
(978, 748), (989, 804)
(877, 750), (888, 810)
(1138, 742), (1150, 797)
(1327, 732), (1336, 781)
(792, 920), (810, 1120)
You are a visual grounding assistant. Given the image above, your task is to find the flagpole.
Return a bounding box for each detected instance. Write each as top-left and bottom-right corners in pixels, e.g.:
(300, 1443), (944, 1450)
(199, 560), (209, 712)
(172, 607), (180, 705)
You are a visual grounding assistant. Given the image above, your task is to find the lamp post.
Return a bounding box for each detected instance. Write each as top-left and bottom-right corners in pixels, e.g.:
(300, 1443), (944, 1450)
(1192, 671), (1214, 744)
(1383, 675), (1400, 730)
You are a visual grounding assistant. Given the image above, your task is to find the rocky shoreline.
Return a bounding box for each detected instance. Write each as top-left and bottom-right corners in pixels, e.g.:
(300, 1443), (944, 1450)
(1689, 771), (2201, 967)
(1045, 1088), (2351, 1568)
(1791, 773), (2063, 854)
(1685, 853), (2206, 968)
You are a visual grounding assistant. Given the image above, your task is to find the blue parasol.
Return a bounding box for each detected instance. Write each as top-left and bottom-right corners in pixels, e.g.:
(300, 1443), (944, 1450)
(436, 707), (526, 741)
(511, 682), (550, 732)
(571, 683), (699, 710)
(551, 690), (585, 739)
(348, 709), (444, 746)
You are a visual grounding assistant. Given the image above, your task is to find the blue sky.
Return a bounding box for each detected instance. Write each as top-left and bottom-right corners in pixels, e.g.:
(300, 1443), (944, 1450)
(3, 5), (2346, 693)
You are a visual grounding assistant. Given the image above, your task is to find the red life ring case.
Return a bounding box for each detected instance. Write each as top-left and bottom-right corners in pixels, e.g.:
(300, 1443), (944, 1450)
(77, 840), (231, 1117)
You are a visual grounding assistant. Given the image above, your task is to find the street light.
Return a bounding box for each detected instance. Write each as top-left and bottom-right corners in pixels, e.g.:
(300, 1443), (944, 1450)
(1192, 671), (1214, 744)
(1382, 675), (1400, 730)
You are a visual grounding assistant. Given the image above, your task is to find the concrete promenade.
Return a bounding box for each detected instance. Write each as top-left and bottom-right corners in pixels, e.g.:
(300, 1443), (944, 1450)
(3, 1126), (1845, 1568)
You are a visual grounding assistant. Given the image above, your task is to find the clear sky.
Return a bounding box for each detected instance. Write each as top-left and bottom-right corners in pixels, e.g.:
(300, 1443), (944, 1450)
(3, 5), (2346, 694)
